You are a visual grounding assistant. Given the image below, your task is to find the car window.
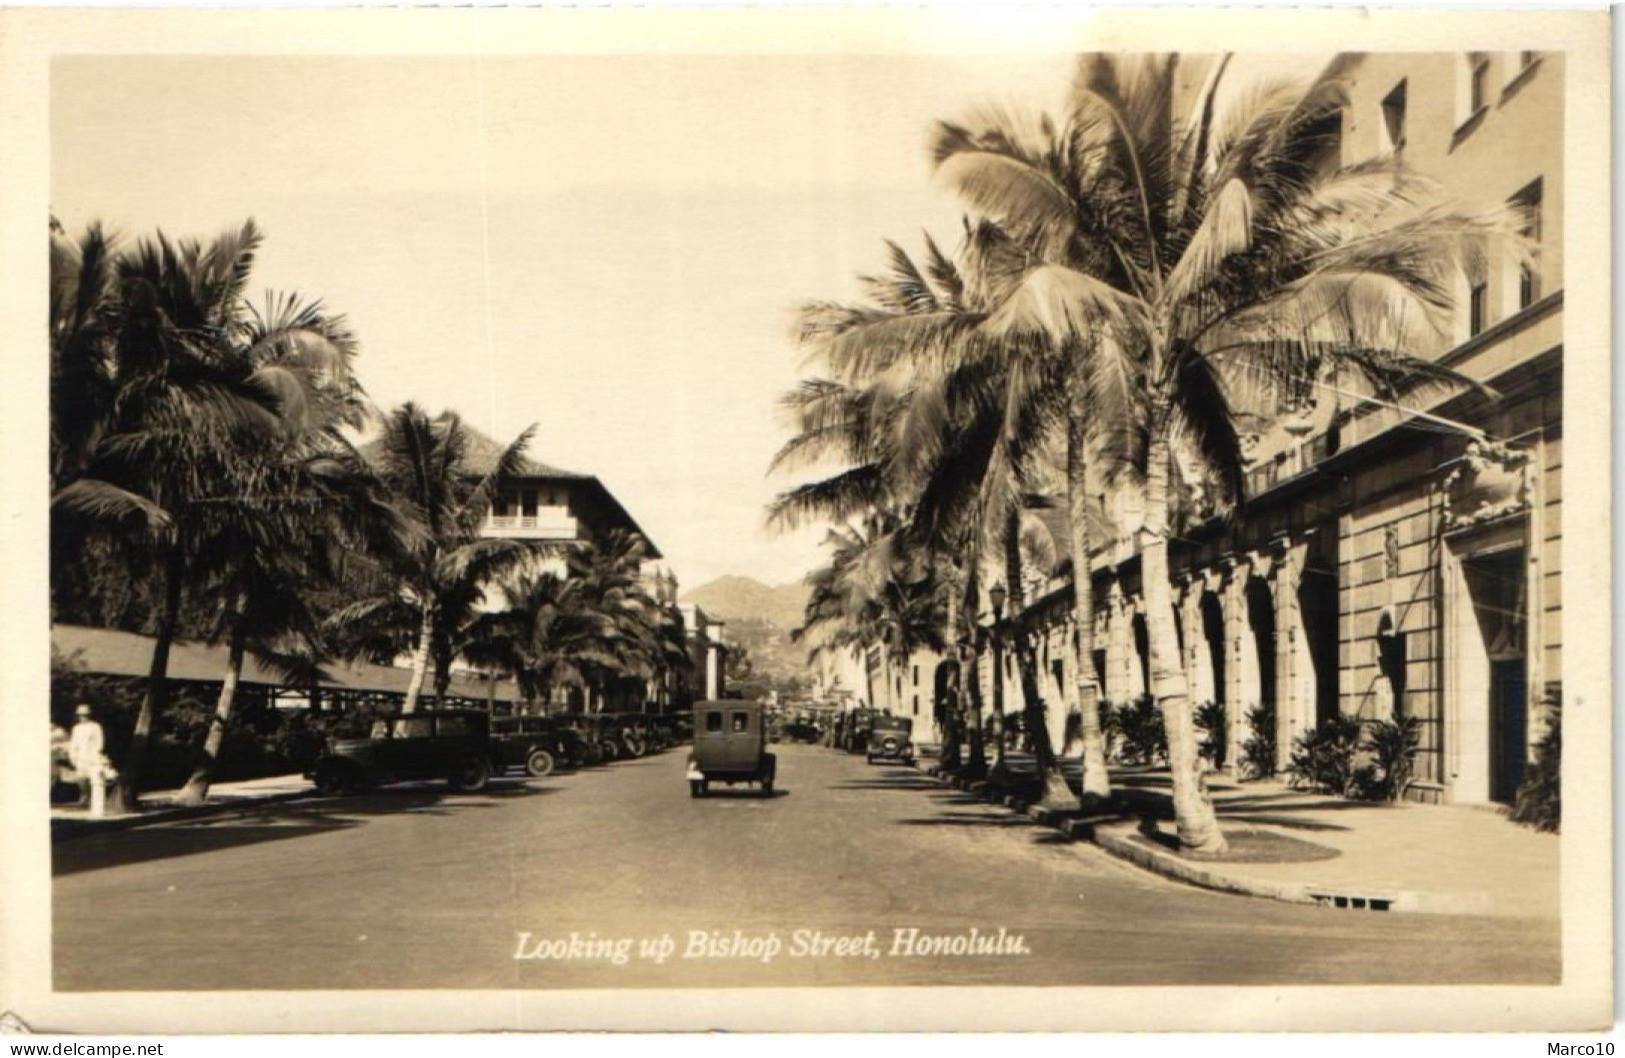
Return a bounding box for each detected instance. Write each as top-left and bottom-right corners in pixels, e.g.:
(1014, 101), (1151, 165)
(705, 711), (723, 733)
(396, 718), (432, 739)
(731, 712), (750, 733)
(370, 720), (391, 739)
(437, 716), (471, 736)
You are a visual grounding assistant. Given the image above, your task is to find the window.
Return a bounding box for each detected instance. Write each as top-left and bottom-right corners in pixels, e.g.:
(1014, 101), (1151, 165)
(1469, 55), (1490, 113)
(1469, 279), (1489, 336)
(912, 665), (919, 686)
(396, 718), (432, 739)
(1381, 80), (1407, 152)
(705, 711), (723, 733)
(730, 712), (750, 733)
(437, 716), (471, 736)
(1302, 110), (1342, 178)
(1512, 179), (1544, 309)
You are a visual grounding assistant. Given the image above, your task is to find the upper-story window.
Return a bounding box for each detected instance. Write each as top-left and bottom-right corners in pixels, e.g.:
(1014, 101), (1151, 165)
(1469, 54), (1491, 113)
(1381, 79), (1407, 153)
(1468, 276), (1489, 337)
(1302, 109), (1343, 178)
(1512, 178), (1544, 310)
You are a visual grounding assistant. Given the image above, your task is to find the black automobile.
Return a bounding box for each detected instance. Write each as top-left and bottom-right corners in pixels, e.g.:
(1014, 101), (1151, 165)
(842, 707), (879, 754)
(866, 716), (914, 765)
(491, 715), (578, 777)
(307, 710), (498, 795)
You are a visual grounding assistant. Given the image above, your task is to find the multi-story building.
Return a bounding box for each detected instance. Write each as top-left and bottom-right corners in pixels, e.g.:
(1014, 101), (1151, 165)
(999, 52), (1562, 805)
(380, 423), (678, 712)
(461, 427), (662, 562)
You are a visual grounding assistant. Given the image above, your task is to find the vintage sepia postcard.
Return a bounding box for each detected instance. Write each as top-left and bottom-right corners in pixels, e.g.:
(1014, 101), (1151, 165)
(0, 3), (1611, 1035)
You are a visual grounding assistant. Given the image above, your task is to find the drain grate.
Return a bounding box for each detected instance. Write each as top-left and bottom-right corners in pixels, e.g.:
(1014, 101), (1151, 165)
(1310, 892), (1394, 911)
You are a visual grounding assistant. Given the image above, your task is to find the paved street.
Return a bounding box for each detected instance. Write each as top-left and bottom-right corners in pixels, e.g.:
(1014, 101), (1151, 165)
(54, 744), (1558, 990)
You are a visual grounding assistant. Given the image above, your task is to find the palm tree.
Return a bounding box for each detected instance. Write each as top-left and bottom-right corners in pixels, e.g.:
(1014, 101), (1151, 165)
(567, 530), (673, 708)
(327, 404), (537, 713)
(934, 53), (1508, 852)
(774, 229), (1092, 802)
(464, 569), (619, 706)
(174, 498), (329, 807)
(50, 219), (356, 810)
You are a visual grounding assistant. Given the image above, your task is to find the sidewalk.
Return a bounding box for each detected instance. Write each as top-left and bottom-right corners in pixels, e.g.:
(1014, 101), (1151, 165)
(50, 772), (315, 839)
(918, 748), (1557, 919)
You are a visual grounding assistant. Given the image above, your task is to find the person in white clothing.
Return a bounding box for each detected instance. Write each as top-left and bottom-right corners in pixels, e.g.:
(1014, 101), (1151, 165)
(69, 703), (107, 814)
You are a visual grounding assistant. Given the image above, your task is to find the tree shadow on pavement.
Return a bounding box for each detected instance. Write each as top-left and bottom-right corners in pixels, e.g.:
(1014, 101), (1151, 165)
(53, 784), (559, 876)
(827, 775), (943, 792)
(896, 812), (1046, 828)
(692, 788), (790, 800)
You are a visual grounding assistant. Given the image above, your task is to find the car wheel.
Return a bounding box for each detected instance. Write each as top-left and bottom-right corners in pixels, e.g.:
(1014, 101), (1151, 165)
(690, 779), (706, 798)
(447, 755), (491, 793)
(762, 776), (774, 796)
(313, 763), (353, 796)
(599, 739), (620, 762)
(624, 737), (647, 758)
(525, 748), (556, 778)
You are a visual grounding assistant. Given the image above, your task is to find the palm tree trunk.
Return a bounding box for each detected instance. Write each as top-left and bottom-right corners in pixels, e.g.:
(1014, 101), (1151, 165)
(962, 563), (988, 780)
(112, 540), (185, 813)
(1067, 400), (1112, 802)
(1004, 511), (1073, 809)
(964, 647), (988, 780)
(177, 603), (247, 807)
(1144, 418), (1227, 854)
(401, 599), (435, 714)
(936, 562), (964, 771)
(433, 647), (453, 703)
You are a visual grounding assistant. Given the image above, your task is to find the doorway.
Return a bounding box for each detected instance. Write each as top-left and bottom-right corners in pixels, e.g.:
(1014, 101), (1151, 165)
(1489, 658), (1527, 803)
(1457, 546), (1529, 804)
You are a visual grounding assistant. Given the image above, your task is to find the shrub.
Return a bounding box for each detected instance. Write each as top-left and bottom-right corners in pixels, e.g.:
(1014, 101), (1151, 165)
(1284, 715), (1363, 795)
(1194, 700), (1227, 770)
(1112, 695), (1167, 766)
(1239, 701), (1277, 780)
(1508, 701), (1560, 833)
(1355, 716), (1422, 802)
(1097, 698), (1120, 762)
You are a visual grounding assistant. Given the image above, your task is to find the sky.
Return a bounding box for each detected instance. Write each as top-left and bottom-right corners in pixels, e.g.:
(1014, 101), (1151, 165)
(51, 51), (1319, 592)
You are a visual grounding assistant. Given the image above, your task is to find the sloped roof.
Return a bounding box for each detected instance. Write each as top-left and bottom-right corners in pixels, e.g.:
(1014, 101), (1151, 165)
(356, 421), (588, 481)
(354, 418), (662, 559)
(52, 624), (519, 701)
(455, 425), (590, 480)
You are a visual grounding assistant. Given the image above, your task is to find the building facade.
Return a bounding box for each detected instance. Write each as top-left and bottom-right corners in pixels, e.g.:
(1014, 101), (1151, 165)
(995, 52), (1562, 805)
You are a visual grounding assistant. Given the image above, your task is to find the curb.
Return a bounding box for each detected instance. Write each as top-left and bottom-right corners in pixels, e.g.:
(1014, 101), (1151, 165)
(51, 788), (316, 841)
(917, 760), (1438, 914)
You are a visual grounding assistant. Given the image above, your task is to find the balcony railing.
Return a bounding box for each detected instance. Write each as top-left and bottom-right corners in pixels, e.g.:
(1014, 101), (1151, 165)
(484, 506), (577, 538)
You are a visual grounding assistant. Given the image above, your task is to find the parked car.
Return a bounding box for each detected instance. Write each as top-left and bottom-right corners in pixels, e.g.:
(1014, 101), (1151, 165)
(783, 718), (822, 743)
(307, 710), (497, 795)
(866, 716), (914, 765)
(842, 707), (879, 754)
(685, 700), (776, 798)
(491, 715), (579, 777)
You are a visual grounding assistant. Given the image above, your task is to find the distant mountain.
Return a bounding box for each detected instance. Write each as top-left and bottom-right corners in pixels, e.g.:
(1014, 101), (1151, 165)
(680, 575), (810, 631)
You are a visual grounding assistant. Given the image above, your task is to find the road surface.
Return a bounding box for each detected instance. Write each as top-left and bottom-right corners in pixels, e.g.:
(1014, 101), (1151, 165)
(54, 742), (1558, 990)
